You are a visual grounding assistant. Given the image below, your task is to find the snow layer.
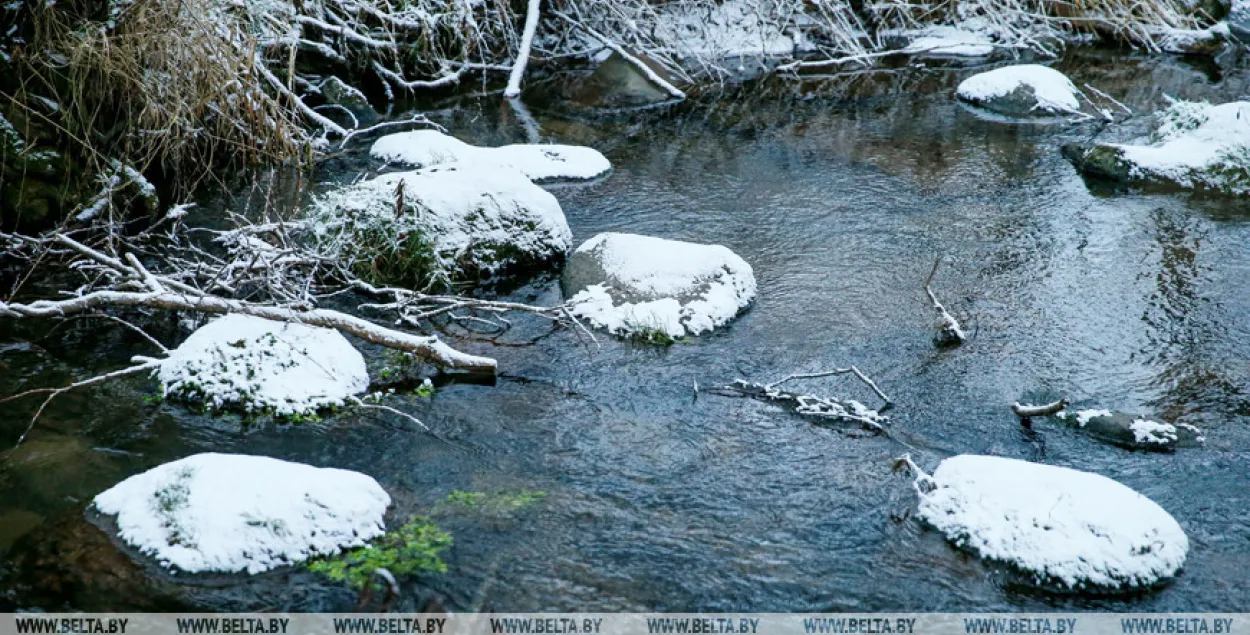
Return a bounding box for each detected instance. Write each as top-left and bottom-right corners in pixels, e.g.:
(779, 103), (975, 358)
(903, 26), (995, 56)
(1109, 99), (1250, 192)
(310, 164), (572, 277)
(157, 314), (369, 416)
(916, 455), (1189, 589)
(1130, 419), (1180, 445)
(370, 130), (610, 181)
(565, 233), (756, 338)
(654, 0), (798, 58)
(94, 453), (390, 574)
(1057, 408), (1115, 426)
(956, 64), (1081, 114)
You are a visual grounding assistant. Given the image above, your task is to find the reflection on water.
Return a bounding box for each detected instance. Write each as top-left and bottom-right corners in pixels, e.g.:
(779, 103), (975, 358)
(2, 50), (1250, 612)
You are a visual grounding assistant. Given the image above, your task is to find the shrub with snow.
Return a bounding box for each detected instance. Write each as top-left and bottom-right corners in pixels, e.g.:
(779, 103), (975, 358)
(913, 455), (1189, 590)
(308, 165), (573, 286)
(1064, 99), (1250, 194)
(563, 232), (756, 338)
(956, 64), (1082, 117)
(157, 314), (369, 417)
(93, 453), (391, 574)
(370, 130), (611, 181)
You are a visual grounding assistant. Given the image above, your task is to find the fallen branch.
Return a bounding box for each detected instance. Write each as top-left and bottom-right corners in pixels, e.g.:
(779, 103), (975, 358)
(504, 0), (542, 98)
(1, 358), (163, 447)
(1011, 398), (1069, 419)
(766, 366), (892, 406)
(925, 258), (965, 347)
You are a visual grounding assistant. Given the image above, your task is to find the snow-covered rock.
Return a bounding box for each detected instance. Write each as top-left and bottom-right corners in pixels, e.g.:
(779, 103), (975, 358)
(93, 453), (390, 574)
(956, 64), (1082, 117)
(309, 164), (573, 282)
(562, 232), (756, 338)
(1054, 409), (1204, 451)
(914, 455), (1189, 590)
(572, 51), (674, 109)
(158, 314), (368, 417)
(903, 26), (996, 57)
(1063, 99), (1250, 194)
(370, 130), (611, 181)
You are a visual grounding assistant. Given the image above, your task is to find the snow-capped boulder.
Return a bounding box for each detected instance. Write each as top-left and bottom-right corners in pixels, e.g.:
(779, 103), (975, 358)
(572, 52), (674, 109)
(309, 165), (573, 284)
(1063, 99), (1250, 194)
(1055, 409), (1204, 452)
(914, 455), (1189, 590)
(158, 314), (368, 417)
(370, 130), (611, 181)
(93, 453), (390, 574)
(956, 64), (1082, 117)
(563, 232), (756, 338)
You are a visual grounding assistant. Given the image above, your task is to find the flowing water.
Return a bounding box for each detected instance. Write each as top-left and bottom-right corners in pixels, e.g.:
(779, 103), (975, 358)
(2, 50), (1249, 612)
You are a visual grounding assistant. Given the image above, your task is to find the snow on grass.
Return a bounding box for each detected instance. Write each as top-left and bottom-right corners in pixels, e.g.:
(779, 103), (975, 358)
(915, 455), (1189, 589)
(1108, 99), (1250, 192)
(956, 64), (1082, 114)
(308, 164), (572, 281)
(157, 314), (368, 417)
(93, 453), (390, 574)
(564, 233), (756, 338)
(653, 0), (798, 58)
(370, 130), (611, 181)
(903, 26), (996, 56)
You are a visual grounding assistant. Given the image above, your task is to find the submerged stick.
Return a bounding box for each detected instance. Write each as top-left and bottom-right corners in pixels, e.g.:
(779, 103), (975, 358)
(925, 258), (966, 347)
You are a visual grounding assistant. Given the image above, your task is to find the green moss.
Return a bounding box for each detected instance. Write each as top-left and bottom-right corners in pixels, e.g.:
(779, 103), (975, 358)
(307, 517), (451, 588)
(445, 489), (546, 514)
(627, 326), (676, 347)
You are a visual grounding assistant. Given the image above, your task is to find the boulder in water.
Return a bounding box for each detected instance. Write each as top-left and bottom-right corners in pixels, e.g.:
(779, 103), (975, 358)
(956, 64), (1081, 117)
(1063, 98), (1250, 194)
(563, 232), (756, 339)
(913, 455), (1189, 590)
(1055, 409), (1204, 452)
(370, 130), (610, 181)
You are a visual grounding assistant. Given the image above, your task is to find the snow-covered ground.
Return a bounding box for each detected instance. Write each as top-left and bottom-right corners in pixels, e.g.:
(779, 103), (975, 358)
(371, 130), (611, 181)
(956, 64), (1082, 115)
(1108, 99), (1250, 192)
(564, 232), (756, 338)
(914, 455), (1189, 589)
(310, 164), (573, 277)
(653, 0), (799, 59)
(901, 26), (996, 57)
(157, 314), (369, 416)
(94, 453), (391, 574)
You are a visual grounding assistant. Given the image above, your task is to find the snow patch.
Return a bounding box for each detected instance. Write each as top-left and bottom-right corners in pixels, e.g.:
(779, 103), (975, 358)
(956, 64), (1082, 114)
(157, 314), (368, 416)
(1130, 419), (1179, 445)
(653, 0), (798, 58)
(916, 455), (1189, 589)
(903, 26), (995, 56)
(565, 233), (756, 338)
(1056, 408), (1115, 427)
(93, 453), (390, 574)
(370, 130), (611, 181)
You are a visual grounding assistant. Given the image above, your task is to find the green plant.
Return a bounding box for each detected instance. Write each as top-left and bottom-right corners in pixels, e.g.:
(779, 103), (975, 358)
(445, 489), (547, 514)
(413, 378), (435, 398)
(307, 517), (451, 588)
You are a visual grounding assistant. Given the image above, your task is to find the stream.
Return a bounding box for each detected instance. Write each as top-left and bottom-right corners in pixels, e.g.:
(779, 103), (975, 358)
(1, 49), (1248, 612)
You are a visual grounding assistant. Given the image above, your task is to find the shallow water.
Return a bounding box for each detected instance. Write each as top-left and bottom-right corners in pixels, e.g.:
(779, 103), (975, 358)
(2, 50), (1249, 611)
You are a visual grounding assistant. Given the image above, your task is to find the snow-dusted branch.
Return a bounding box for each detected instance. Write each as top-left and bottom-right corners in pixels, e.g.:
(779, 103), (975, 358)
(925, 258), (965, 347)
(552, 11), (686, 100)
(766, 366), (892, 406)
(1012, 398), (1069, 419)
(504, 0), (542, 98)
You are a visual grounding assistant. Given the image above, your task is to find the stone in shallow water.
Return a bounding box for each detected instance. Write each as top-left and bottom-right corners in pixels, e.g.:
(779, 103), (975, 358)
(915, 455), (1189, 590)
(158, 314), (369, 416)
(1064, 99), (1250, 194)
(1055, 409), (1204, 452)
(569, 51), (674, 109)
(93, 453), (391, 574)
(956, 64), (1081, 117)
(370, 130), (611, 181)
(562, 232), (756, 338)
(309, 164), (573, 283)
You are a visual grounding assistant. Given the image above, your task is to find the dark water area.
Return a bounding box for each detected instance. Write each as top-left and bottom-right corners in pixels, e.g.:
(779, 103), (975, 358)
(2, 50), (1249, 612)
